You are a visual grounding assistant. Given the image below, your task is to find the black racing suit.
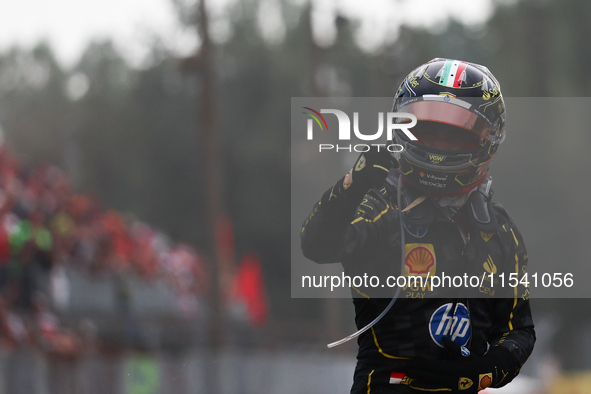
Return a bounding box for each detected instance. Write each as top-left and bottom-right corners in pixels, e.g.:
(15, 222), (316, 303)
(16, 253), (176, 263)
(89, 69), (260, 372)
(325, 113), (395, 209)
(300, 171), (535, 393)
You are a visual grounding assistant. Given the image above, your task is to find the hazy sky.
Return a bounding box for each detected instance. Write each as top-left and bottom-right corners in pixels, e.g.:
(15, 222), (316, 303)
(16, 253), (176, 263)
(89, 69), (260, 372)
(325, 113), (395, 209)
(0, 0), (495, 68)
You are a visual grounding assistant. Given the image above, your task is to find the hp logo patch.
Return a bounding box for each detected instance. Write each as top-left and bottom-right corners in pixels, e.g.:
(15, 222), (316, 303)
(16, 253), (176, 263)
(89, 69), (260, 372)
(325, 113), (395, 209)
(429, 303), (471, 348)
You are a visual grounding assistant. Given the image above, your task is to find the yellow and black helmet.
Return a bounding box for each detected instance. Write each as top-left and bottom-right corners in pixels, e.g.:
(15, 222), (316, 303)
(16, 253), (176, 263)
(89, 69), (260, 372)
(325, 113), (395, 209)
(392, 58), (506, 194)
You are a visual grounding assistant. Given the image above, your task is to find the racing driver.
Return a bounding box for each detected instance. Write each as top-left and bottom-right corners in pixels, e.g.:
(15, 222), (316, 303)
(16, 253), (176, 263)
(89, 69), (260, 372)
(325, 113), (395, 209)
(300, 58), (535, 393)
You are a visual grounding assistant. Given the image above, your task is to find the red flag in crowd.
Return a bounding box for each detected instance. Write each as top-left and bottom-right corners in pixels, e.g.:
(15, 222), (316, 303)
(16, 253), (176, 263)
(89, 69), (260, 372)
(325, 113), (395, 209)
(233, 253), (268, 327)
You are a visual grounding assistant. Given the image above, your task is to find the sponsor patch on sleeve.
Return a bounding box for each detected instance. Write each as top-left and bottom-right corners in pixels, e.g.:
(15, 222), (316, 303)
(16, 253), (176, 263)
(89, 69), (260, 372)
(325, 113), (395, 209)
(459, 377), (473, 390)
(478, 373), (493, 390)
(389, 372), (408, 384)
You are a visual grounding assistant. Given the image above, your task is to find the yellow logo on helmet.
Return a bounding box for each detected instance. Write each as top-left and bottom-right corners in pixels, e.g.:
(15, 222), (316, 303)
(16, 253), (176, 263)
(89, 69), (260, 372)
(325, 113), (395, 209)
(428, 154), (444, 164)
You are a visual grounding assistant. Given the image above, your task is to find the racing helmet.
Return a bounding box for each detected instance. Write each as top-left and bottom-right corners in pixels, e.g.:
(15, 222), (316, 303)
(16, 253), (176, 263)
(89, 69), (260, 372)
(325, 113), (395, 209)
(392, 58), (506, 194)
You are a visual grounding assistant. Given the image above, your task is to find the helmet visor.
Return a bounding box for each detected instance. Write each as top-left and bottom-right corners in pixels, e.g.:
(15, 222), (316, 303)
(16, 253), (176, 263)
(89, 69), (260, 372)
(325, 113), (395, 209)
(411, 122), (481, 150)
(396, 96), (496, 143)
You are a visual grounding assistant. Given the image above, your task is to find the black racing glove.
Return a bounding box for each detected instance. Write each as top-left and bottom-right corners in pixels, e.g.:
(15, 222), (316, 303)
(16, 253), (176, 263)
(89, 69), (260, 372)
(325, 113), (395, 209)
(321, 147), (397, 220)
(404, 337), (520, 393)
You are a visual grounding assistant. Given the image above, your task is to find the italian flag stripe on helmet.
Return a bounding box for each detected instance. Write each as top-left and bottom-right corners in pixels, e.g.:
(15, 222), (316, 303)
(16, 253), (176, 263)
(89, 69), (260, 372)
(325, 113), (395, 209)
(439, 60), (468, 88)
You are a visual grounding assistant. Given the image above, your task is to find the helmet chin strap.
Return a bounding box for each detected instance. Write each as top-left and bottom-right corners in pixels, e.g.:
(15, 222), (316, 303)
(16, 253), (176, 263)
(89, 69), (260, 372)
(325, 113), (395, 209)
(327, 174), (406, 348)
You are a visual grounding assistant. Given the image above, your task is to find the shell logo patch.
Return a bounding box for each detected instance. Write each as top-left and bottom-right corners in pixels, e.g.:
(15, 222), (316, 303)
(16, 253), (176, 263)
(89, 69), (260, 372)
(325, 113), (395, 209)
(478, 373), (493, 390)
(405, 244), (436, 277)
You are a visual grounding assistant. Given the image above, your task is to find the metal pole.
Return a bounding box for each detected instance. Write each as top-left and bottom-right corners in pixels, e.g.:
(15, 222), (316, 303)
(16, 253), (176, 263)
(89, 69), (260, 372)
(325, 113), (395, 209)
(196, 0), (223, 391)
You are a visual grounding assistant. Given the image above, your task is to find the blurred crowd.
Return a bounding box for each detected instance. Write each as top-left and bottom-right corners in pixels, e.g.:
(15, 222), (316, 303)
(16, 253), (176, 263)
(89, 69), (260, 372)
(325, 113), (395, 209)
(0, 145), (212, 358)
